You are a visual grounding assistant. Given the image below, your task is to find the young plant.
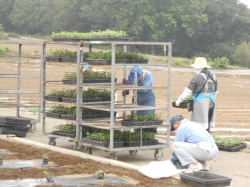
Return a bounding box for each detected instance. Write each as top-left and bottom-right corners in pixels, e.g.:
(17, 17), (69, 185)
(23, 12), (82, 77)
(43, 170), (50, 177)
(96, 169), (104, 179)
(42, 153), (49, 160)
(77, 161), (85, 168)
(171, 178), (178, 186)
(43, 170), (54, 182)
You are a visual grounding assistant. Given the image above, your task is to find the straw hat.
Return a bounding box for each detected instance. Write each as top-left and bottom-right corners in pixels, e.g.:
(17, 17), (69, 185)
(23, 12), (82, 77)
(190, 57), (211, 68)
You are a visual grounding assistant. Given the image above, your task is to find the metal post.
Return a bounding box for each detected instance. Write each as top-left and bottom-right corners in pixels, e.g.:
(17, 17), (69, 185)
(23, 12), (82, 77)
(16, 44), (22, 117)
(42, 43), (46, 134)
(76, 42), (84, 142)
(110, 42), (116, 150)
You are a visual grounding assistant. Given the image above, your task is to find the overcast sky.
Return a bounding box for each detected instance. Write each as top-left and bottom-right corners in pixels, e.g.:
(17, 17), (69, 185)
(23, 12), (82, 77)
(239, 0), (250, 7)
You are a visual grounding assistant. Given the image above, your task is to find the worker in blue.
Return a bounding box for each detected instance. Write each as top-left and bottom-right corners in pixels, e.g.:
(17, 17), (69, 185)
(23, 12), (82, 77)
(170, 115), (218, 172)
(123, 66), (156, 133)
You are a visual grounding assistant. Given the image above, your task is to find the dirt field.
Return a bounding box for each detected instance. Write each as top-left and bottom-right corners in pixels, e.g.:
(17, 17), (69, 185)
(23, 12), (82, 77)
(1, 138), (196, 187)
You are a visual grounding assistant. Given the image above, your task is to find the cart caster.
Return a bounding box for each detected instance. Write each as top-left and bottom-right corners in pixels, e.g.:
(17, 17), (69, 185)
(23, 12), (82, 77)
(111, 153), (117, 160)
(154, 150), (163, 161)
(86, 147), (92, 154)
(48, 139), (56, 146)
(29, 123), (36, 133)
(74, 142), (82, 150)
(129, 150), (137, 156)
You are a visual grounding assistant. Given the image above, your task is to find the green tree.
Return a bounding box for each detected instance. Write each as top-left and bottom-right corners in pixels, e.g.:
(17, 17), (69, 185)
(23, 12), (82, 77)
(234, 41), (250, 68)
(0, 0), (15, 32)
(189, 0), (250, 58)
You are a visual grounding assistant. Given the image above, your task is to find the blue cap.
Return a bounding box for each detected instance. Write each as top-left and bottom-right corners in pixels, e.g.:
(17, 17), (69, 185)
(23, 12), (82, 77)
(129, 66), (142, 83)
(170, 115), (184, 131)
(83, 64), (91, 72)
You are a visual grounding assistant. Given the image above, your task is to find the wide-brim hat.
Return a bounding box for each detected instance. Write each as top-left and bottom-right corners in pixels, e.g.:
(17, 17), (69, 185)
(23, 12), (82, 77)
(190, 57), (211, 68)
(83, 64), (91, 72)
(129, 66), (142, 83)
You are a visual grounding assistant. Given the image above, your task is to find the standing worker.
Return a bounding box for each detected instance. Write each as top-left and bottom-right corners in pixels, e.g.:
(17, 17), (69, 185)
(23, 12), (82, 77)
(123, 66), (156, 133)
(174, 57), (218, 132)
(170, 114), (218, 172)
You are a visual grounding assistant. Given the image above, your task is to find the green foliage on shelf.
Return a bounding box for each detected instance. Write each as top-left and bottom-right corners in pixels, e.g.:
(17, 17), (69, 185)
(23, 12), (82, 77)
(63, 71), (111, 79)
(51, 29), (128, 39)
(47, 48), (77, 58)
(122, 113), (161, 122)
(54, 123), (76, 134)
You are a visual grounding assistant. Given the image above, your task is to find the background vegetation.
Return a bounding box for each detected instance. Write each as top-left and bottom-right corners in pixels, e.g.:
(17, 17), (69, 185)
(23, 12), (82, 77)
(0, 0), (250, 68)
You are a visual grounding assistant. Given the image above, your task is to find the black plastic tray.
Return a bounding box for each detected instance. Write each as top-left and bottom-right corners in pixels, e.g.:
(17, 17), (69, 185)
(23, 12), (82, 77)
(121, 120), (163, 126)
(217, 143), (247, 152)
(83, 138), (124, 148)
(86, 58), (111, 65)
(0, 117), (31, 124)
(61, 114), (76, 120)
(45, 56), (61, 62)
(124, 139), (158, 147)
(45, 112), (61, 119)
(180, 171), (232, 187)
(51, 131), (75, 138)
(62, 98), (76, 103)
(44, 95), (63, 102)
(0, 126), (29, 137)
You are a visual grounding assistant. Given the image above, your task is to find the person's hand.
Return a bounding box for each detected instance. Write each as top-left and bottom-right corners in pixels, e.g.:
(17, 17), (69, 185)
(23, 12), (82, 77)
(122, 90), (129, 97)
(175, 101), (180, 106)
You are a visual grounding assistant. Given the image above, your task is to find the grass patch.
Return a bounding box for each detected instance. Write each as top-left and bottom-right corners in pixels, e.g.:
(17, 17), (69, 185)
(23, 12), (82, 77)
(0, 32), (8, 40)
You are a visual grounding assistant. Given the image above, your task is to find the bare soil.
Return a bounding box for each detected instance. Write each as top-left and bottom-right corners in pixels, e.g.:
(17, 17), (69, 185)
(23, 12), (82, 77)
(0, 37), (250, 186)
(0, 139), (193, 187)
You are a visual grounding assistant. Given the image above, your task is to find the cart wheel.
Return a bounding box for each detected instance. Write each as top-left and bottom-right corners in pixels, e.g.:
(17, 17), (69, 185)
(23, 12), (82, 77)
(75, 145), (82, 151)
(129, 150), (137, 156)
(154, 150), (163, 161)
(86, 147), (92, 154)
(29, 124), (36, 133)
(111, 153), (117, 160)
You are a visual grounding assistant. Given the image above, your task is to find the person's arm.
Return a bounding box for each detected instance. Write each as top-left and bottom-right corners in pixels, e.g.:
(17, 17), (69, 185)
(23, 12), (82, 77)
(138, 71), (152, 93)
(174, 127), (186, 142)
(175, 87), (192, 106)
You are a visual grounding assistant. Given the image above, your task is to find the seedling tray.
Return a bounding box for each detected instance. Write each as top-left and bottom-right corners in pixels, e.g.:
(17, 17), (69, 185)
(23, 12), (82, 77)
(0, 126), (29, 137)
(121, 121), (144, 126)
(217, 143), (247, 152)
(45, 56), (61, 62)
(45, 112), (61, 119)
(83, 114), (101, 119)
(62, 97), (76, 103)
(61, 114), (76, 120)
(86, 58), (111, 65)
(51, 131), (75, 138)
(172, 101), (190, 109)
(62, 79), (77, 85)
(0, 117), (31, 124)
(180, 171), (232, 187)
(83, 138), (124, 148)
(44, 95), (63, 102)
(124, 139), (158, 147)
(121, 120), (163, 126)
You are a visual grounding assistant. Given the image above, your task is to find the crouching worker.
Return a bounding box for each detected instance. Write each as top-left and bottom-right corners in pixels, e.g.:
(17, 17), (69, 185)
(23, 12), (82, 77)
(170, 115), (218, 172)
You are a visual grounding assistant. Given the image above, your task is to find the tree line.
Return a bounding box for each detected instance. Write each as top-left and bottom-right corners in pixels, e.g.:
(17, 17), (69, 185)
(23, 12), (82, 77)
(0, 0), (250, 67)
